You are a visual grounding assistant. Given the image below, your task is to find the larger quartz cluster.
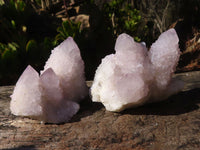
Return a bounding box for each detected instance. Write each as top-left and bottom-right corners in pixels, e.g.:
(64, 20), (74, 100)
(91, 28), (184, 112)
(10, 37), (88, 123)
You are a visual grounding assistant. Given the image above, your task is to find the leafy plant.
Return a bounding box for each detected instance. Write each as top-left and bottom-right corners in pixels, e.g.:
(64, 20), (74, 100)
(103, 0), (145, 41)
(0, 42), (20, 77)
(55, 20), (81, 43)
(0, 0), (4, 6)
(0, 0), (58, 85)
(0, 42), (18, 63)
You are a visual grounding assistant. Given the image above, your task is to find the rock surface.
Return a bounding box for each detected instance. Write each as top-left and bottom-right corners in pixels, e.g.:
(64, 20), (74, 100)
(1, 71), (200, 149)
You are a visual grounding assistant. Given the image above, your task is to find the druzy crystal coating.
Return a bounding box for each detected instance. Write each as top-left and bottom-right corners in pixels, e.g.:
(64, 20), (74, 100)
(10, 37), (87, 123)
(91, 29), (183, 112)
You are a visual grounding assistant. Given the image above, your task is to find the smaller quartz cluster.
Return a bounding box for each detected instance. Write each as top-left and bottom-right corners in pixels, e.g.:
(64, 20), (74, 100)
(91, 28), (184, 112)
(10, 37), (88, 123)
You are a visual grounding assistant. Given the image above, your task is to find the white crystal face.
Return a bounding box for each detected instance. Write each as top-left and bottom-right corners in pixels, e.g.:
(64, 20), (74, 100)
(10, 37), (87, 123)
(40, 68), (80, 123)
(91, 28), (184, 112)
(149, 28), (180, 90)
(42, 37), (88, 101)
(40, 68), (63, 104)
(10, 65), (43, 117)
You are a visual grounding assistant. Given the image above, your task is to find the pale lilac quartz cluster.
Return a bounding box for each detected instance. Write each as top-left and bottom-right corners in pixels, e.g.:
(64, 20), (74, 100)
(10, 37), (88, 123)
(91, 28), (184, 112)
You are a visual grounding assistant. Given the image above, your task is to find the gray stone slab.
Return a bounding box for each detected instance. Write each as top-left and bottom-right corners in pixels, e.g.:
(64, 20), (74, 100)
(0, 72), (200, 150)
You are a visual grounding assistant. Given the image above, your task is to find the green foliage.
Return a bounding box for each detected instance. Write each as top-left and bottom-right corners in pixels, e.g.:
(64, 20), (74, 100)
(0, 0), (4, 5)
(0, 42), (19, 74)
(0, 0), (148, 84)
(14, 0), (26, 11)
(25, 40), (38, 62)
(55, 20), (81, 43)
(26, 40), (37, 52)
(0, 0), (58, 85)
(103, 0), (144, 41)
(25, 38), (56, 65)
(0, 0), (31, 44)
(1, 42), (18, 61)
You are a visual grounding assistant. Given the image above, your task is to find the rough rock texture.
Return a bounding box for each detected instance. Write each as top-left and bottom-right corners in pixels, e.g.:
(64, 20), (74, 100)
(0, 71), (200, 149)
(10, 37), (87, 123)
(91, 29), (183, 112)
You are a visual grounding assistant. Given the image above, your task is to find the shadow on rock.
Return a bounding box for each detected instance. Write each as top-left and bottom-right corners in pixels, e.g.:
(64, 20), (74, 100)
(2, 145), (36, 150)
(121, 88), (200, 116)
(70, 87), (200, 122)
(70, 95), (104, 123)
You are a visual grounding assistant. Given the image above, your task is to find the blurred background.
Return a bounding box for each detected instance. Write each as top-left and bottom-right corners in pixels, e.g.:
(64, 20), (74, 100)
(0, 0), (200, 85)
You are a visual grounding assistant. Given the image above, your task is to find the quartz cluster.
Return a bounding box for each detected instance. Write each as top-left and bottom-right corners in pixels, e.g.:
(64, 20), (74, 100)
(91, 28), (184, 112)
(10, 37), (88, 123)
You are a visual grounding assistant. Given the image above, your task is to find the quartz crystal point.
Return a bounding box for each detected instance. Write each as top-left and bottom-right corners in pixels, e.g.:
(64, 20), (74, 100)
(91, 28), (184, 112)
(40, 68), (80, 123)
(10, 37), (87, 123)
(41, 37), (88, 102)
(10, 65), (43, 117)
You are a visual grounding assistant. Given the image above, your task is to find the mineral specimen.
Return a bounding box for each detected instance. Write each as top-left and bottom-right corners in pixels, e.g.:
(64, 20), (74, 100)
(10, 37), (87, 123)
(10, 65), (43, 117)
(41, 37), (88, 101)
(91, 28), (184, 112)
